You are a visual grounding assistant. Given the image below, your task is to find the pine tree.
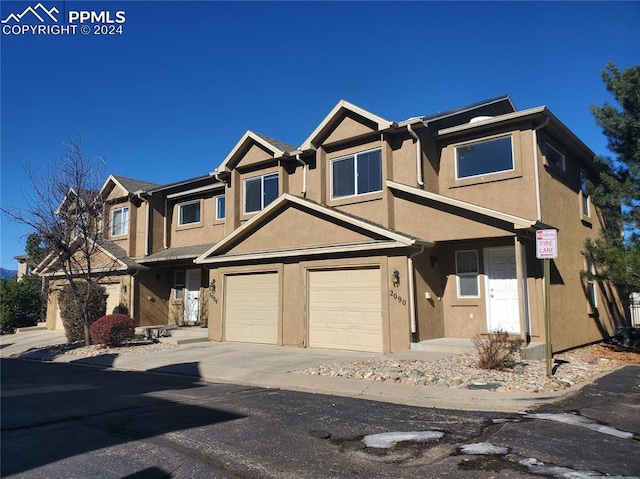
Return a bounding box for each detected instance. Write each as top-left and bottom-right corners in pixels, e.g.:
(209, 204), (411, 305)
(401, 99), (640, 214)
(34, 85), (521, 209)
(585, 63), (640, 296)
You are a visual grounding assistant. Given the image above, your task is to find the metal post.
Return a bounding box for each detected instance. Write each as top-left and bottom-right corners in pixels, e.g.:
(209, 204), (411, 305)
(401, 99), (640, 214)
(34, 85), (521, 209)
(544, 258), (552, 377)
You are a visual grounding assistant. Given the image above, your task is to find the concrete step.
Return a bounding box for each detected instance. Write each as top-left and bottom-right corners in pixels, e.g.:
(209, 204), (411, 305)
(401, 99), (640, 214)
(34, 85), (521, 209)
(411, 338), (474, 354)
(15, 323), (48, 333)
(158, 327), (209, 346)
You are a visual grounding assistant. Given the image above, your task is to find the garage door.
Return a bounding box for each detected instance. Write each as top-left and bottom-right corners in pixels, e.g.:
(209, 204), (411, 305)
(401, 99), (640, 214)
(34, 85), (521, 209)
(224, 273), (278, 344)
(308, 268), (382, 352)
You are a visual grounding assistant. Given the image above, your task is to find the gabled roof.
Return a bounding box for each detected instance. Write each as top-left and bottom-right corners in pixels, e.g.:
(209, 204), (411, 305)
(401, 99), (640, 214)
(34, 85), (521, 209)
(100, 174), (161, 197)
(386, 180), (555, 231)
(300, 100), (393, 151)
(214, 130), (298, 174)
(137, 243), (217, 264)
(195, 194), (430, 264)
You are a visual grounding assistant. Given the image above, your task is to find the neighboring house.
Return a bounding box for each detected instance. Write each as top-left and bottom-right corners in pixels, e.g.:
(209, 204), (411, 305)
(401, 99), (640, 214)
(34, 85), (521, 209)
(14, 254), (31, 279)
(38, 96), (624, 354)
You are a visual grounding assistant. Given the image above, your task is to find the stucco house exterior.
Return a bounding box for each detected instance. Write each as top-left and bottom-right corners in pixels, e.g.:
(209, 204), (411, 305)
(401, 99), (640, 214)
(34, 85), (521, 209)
(38, 96), (624, 354)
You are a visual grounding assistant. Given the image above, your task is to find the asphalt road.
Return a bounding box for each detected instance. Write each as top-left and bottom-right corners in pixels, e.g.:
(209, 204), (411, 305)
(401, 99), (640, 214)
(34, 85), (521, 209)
(2, 359), (639, 478)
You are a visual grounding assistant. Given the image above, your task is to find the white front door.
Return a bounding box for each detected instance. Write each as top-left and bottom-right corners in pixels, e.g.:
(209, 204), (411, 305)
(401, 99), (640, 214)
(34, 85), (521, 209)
(184, 269), (201, 323)
(485, 247), (520, 334)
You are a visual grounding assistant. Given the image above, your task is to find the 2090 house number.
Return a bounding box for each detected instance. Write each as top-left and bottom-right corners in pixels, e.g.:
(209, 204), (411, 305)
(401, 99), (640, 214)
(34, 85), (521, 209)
(390, 290), (407, 306)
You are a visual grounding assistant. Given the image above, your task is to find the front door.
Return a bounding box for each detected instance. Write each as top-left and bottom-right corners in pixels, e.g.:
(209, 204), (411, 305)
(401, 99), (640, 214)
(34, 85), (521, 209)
(184, 269), (201, 323)
(485, 247), (520, 334)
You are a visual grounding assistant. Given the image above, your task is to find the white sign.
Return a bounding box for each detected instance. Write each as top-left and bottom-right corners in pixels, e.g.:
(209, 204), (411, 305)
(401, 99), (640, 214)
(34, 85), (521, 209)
(536, 229), (558, 259)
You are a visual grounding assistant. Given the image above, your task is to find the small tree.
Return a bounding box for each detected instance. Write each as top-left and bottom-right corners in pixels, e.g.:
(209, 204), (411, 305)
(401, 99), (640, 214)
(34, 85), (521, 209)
(58, 281), (107, 343)
(0, 275), (43, 333)
(1, 138), (118, 345)
(585, 63), (640, 297)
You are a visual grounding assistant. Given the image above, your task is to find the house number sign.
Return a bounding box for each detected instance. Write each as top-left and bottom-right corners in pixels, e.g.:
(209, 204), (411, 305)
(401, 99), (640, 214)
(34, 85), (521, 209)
(390, 290), (407, 306)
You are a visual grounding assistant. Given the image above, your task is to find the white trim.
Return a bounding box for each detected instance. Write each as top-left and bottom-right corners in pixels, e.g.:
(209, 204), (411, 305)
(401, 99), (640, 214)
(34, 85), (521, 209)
(111, 205), (129, 237)
(166, 184), (221, 199)
(580, 168), (591, 217)
(215, 194), (226, 220)
(300, 100), (392, 151)
(177, 199), (202, 226)
(330, 147), (383, 200)
(454, 135), (515, 180)
(243, 172), (279, 214)
(455, 250), (480, 298)
(545, 142), (566, 172)
(215, 131), (286, 173)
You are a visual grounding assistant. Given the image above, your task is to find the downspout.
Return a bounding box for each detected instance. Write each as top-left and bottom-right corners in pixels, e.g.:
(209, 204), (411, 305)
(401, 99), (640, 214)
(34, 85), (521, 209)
(407, 124), (424, 187)
(295, 154), (307, 197)
(130, 269), (141, 321)
(135, 192), (150, 257)
(408, 244), (425, 341)
(163, 197), (168, 249)
(533, 116), (550, 222)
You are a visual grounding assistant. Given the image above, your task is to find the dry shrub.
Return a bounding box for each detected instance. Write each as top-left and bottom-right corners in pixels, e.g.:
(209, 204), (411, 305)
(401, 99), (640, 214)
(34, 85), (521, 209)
(472, 330), (524, 370)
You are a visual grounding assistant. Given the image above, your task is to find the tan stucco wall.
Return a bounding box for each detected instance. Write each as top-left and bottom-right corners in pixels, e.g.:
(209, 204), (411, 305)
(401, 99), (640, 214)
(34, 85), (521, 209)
(235, 143), (275, 169)
(323, 113), (377, 145)
(168, 194), (227, 248)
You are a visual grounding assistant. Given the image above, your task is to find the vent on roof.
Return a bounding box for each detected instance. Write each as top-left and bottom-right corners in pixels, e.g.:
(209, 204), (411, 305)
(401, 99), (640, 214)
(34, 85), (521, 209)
(469, 116), (494, 124)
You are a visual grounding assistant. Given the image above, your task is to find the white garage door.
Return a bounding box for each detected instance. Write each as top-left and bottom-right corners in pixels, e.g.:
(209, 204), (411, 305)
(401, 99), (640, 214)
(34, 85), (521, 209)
(224, 273), (278, 344)
(308, 268), (382, 352)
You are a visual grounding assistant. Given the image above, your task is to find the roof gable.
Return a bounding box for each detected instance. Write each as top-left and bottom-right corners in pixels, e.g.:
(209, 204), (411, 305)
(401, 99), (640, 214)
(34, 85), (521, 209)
(214, 131), (297, 173)
(100, 174), (160, 200)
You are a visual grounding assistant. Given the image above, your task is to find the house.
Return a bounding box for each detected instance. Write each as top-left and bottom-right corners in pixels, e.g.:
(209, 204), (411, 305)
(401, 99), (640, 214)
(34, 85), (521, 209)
(39, 96), (624, 355)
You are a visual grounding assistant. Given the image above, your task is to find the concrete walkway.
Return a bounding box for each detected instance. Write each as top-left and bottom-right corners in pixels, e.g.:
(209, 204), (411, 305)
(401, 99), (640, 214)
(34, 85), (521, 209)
(0, 328), (577, 412)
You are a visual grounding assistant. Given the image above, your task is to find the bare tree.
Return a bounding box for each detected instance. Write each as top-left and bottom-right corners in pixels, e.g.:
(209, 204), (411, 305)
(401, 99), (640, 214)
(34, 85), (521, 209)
(2, 138), (118, 345)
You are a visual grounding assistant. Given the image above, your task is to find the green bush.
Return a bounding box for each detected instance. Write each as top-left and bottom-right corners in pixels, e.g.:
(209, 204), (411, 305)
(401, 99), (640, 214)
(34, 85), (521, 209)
(472, 330), (524, 370)
(89, 314), (135, 346)
(0, 276), (44, 334)
(58, 282), (106, 343)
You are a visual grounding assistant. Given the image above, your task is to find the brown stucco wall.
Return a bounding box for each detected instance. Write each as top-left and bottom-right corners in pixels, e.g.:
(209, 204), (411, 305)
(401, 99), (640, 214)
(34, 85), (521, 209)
(136, 269), (171, 326)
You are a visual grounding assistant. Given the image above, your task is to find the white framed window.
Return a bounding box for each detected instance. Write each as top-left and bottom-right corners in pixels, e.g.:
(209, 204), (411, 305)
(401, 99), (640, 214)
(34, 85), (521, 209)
(580, 169), (590, 217)
(244, 173), (278, 214)
(216, 195), (226, 220)
(456, 250), (480, 298)
(331, 148), (382, 199)
(586, 258), (597, 308)
(178, 200), (201, 225)
(455, 136), (514, 179)
(111, 206), (129, 236)
(545, 143), (566, 171)
(174, 270), (185, 300)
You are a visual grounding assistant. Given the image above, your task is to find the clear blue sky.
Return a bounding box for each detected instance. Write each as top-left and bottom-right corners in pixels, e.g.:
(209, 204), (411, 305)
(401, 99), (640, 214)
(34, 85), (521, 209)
(1, 0), (638, 269)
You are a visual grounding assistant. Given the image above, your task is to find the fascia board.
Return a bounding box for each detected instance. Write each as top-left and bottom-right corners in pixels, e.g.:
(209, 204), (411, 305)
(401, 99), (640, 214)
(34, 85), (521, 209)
(216, 131), (285, 173)
(387, 181), (536, 230)
(436, 106), (548, 137)
(165, 184), (223, 200)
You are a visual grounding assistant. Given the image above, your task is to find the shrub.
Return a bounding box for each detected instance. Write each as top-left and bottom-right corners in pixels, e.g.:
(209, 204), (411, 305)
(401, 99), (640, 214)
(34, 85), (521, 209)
(89, 314), (135, 346)
(0, 276), (44, 334)
(58, 282), (106, 343)
(472, 330), (524, 370)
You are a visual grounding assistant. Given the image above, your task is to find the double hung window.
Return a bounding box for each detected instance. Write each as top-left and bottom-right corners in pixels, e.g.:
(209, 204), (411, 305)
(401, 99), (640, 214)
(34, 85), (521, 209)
(111, 206), (129, 236)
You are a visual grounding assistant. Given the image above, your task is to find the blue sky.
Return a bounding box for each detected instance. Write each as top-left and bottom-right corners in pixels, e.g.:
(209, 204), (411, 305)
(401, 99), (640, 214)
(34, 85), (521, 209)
(1, 1), (638, 269)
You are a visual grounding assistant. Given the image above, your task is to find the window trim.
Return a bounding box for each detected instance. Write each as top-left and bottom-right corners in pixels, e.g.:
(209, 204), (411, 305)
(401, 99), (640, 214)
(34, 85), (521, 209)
(215, 195), (226, 220)
(580, 169), (590, 218)
(178, 199), (202, 226)
(586, 258), (597, 309)
(454, 135), (515, 180)
(173, 270), (185, 301)
(111, 205), (129, 237)
(243, 172), (279, 214)
(455, 250), (480, 298)
(545, 142), (566, 172)
(330, 147), (383, 200)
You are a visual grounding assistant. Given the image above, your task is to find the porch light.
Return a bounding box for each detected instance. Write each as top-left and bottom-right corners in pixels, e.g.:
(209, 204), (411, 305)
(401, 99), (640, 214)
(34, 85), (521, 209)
(392, 270), (400, 288)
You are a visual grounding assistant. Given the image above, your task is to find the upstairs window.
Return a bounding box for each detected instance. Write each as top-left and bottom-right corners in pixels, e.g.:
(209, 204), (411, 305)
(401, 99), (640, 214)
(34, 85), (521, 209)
(580, 169), (590, 217)
(586, 258), (597, 308)
(456, 136), (514, 179)
(545, 143), (566, 172)
(331, 148), (382, 199)
(244, 173), (278, 214)
(216, 195), (226, 220)
(455, 250), (480, 298)
(111, 206), (129, 236)
(179, 200), (201, 225)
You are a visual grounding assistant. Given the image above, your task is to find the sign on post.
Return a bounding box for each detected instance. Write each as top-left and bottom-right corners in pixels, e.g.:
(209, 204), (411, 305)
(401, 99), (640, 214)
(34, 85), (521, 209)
(536, 229), (558, 259)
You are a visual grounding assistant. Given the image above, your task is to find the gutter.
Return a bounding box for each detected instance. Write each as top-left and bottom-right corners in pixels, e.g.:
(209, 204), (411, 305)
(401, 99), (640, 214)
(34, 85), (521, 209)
(295, 154), (307, 197)
(406, 124), (424, 187)
(533, 116), (551, 222)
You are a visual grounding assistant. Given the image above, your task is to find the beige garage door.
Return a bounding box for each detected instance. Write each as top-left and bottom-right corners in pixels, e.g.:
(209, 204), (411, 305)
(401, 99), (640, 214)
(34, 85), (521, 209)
(224, 273), (278, 344)
(308, 268), (382, 352)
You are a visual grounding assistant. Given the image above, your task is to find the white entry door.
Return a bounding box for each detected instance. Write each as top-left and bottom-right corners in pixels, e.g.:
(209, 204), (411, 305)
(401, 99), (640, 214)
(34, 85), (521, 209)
(485, 247), (520, 334)
(184, 269), (201, 323)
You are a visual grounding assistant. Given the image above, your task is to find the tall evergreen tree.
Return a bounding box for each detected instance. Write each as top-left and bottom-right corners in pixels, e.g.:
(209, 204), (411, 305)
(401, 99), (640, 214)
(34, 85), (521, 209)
(585, 63), (640, 296)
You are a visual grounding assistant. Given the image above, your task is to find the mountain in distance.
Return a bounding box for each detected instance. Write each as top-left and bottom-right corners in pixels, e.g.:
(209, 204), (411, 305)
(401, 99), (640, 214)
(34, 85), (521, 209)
(0, 268), (17, 279)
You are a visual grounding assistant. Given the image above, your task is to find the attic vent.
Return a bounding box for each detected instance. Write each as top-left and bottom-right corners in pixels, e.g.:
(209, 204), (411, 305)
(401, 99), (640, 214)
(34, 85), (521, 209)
(469, 116), (493, 124)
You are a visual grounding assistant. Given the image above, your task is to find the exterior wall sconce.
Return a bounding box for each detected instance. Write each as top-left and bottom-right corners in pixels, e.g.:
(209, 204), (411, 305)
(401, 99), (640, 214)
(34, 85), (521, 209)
(121, 284), (127, 294)
(392, 270), (400, 287)
(208, 279), (216, 295)
(430, 255), (439, 268)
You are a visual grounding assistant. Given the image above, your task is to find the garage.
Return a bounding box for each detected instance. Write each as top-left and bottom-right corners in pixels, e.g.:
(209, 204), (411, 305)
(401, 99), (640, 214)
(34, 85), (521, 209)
(224, 272), (278, 344)
(308, 268), (383, 352)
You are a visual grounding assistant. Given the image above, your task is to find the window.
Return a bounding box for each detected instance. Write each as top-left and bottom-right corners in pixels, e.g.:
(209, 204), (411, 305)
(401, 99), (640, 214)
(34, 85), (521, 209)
(179, 200), (201, 225)
(174, 270), (185, 300)
(456, 250), (480, 297)
(331, 149), (382, 199)
(216, 195), (226, 220)
(244, 173), (278, 213)
(586, 258), (597, 308)
(580, 169), (590, 217)
(546, 143), (566, 171)
(456, 136), (514, 179)
(111, 206), (129, 236)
